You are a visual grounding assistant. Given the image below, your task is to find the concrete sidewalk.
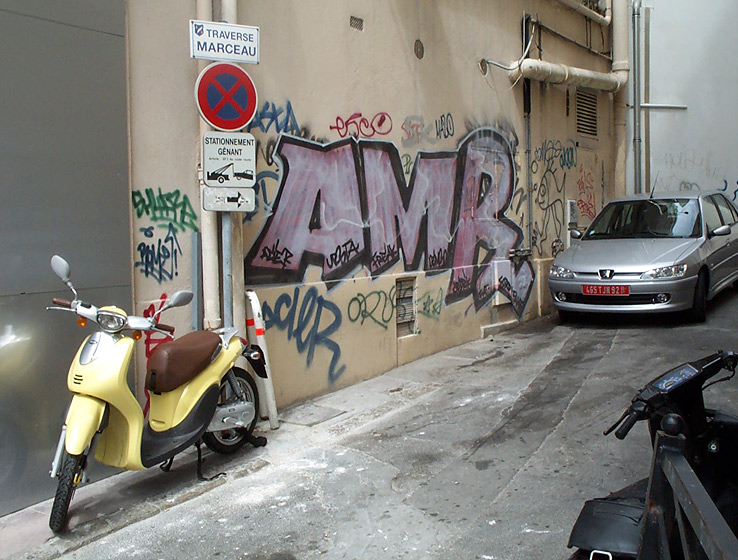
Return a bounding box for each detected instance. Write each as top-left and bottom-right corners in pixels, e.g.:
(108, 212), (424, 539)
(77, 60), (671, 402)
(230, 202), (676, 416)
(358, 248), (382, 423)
(3, 299), (738, 559)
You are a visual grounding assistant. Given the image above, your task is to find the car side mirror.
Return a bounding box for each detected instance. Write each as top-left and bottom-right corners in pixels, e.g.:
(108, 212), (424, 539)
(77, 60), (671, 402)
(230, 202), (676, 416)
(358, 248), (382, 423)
(710, 225), (731, 238)
(569, 229), (582, 239)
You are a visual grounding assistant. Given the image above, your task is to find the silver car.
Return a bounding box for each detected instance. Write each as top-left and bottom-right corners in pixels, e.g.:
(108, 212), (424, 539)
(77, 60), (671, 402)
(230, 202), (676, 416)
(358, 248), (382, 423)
(548, 191), (738, 322)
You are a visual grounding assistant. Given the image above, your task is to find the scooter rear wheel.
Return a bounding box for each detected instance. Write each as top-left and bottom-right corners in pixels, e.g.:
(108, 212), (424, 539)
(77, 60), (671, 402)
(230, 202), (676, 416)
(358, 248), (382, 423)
(203, 368), (259, 454)
(49, 452), (84, 533)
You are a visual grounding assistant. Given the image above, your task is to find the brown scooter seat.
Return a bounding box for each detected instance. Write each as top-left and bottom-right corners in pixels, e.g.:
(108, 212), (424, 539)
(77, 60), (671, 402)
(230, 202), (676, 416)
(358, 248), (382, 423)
(146, 331), (221, 393)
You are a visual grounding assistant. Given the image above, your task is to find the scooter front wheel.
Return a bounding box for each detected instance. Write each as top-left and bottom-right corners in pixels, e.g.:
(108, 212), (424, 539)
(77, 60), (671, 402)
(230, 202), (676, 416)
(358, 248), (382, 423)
(203, 368), (259, 454)
(49, 452), (85, 533)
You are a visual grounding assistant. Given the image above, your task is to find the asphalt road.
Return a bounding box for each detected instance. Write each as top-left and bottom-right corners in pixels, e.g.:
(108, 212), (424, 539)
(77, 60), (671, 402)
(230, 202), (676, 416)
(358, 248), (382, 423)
(7, 288), (738, 560)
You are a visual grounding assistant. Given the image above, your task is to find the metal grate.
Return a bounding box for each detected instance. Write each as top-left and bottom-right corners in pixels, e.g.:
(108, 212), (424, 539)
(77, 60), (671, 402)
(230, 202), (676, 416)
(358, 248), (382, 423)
(395, 277), (416, 336)
(350, 16), (364, 31)
(576, 89), (598, 137)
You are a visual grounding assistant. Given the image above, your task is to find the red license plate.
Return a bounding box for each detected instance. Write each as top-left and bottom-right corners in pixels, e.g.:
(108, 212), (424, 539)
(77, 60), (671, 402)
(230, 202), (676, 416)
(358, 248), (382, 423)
(582, 284), (630, 296)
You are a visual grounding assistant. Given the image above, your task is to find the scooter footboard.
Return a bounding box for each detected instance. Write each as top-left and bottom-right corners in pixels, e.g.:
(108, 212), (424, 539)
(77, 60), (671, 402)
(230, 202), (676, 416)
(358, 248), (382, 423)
(65, 395), (106, 456)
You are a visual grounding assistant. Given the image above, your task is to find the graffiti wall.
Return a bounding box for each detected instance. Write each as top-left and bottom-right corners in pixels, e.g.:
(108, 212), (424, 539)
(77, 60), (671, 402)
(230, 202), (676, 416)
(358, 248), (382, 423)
(239, 112), (542, 401)
(126, 0), (616, 408)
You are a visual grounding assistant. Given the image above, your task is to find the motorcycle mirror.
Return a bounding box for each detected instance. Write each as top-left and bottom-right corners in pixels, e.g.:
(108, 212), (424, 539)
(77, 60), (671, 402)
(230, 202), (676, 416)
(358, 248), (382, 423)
(51, 255), (71, 283)
(152, 290), (193, 321)
(169, 290), (193, 308)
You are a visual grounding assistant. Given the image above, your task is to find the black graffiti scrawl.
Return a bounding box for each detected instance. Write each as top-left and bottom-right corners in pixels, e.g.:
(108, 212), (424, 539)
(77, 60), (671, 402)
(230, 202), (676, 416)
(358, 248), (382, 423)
(245, 127), (535, 317)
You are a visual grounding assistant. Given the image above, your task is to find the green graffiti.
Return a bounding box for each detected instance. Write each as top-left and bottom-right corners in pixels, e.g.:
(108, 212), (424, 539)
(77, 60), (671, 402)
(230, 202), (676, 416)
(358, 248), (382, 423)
(347, 287), (396, 329)
(417, 288), (443, 320)
(132, 187), (199, 233)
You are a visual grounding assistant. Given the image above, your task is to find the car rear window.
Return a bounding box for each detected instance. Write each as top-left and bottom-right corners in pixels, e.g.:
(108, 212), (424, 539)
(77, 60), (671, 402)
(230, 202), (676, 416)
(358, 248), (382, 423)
(583, 199), (701, 239)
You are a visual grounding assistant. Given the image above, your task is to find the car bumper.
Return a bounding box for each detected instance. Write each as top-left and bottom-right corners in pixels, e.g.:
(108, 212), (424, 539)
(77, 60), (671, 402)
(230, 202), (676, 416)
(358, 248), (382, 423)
(548, 275), (698, 314)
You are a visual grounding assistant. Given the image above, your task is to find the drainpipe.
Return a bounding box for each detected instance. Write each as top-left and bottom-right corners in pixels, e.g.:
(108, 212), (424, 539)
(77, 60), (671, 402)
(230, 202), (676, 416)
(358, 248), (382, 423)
(508, 0), (630, 224)
(612, 0), (630, 200)
(512, 59), (626, 92)
(523, 17), (533, 251)
(222, 0), (279, 426)
(632, 0), (643, 193)
(221, 0), (248, 337)
(556, 0), (612, 26)
(197, 0), (222, 330)
(509, 0), (629, 94)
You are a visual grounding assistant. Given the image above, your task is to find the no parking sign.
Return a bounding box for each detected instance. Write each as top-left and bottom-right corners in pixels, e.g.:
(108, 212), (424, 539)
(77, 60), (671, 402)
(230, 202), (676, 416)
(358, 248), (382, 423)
(195, 62), (258, 131)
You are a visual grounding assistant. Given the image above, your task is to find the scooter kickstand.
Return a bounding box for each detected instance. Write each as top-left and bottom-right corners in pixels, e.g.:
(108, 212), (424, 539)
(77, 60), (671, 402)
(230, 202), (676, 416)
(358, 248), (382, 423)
(195, 440), (226, 482)
(160, 457), (174, 472)
(244, 432), (267, 448)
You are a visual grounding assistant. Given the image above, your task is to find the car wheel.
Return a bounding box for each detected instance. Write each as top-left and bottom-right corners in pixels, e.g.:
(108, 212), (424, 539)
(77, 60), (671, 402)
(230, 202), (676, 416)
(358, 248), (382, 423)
(689, 271), (707, 323)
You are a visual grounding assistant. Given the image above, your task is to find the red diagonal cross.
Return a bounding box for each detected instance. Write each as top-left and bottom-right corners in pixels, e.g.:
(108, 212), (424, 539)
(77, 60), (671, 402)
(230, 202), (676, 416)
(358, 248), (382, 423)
(211, 78), (246, 116)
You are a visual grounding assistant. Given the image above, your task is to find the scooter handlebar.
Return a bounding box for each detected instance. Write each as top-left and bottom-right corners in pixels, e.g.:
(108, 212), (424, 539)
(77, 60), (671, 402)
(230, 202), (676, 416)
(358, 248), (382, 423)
(155, 323), (175, 333)
(52, 298), (72, 308)
(614, 412), (639, 440)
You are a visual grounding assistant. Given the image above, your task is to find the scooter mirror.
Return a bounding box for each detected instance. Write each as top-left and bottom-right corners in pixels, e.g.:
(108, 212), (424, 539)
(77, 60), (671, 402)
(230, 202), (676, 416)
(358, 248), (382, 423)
(168, 290), (193, 308)
(50, 255), (71, 283)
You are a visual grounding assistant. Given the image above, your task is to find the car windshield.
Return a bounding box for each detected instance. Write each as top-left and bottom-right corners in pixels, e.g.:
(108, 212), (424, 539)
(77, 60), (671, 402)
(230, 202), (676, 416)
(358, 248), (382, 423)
(583, 198), (702, 240)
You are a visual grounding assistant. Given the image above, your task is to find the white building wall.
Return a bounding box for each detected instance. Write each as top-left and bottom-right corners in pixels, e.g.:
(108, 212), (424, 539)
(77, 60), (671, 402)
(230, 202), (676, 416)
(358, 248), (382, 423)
(631, 1), (738, 197)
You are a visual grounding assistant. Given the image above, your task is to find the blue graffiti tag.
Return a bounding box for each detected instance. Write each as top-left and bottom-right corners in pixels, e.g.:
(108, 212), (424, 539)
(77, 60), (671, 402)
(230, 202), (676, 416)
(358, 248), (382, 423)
(135, 223), (182, 283)
(262, 286), (346, 383)
(246, 100), (300, 135)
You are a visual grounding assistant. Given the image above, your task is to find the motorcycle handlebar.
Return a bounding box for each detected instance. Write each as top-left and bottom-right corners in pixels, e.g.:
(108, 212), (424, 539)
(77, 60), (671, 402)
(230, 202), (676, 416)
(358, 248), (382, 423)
(52, 298), (72, 308)
(155, 323), (175, 333)
(614, 412), (639, 440)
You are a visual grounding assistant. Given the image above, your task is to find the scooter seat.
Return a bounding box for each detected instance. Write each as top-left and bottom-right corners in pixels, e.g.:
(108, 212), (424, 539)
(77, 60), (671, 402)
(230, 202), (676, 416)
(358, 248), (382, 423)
(146, 331), (222, 393)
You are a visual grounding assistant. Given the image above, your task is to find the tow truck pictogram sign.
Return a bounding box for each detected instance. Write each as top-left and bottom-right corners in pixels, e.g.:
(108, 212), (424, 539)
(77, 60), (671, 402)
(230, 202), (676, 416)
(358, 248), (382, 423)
(202, 131), (256, 188)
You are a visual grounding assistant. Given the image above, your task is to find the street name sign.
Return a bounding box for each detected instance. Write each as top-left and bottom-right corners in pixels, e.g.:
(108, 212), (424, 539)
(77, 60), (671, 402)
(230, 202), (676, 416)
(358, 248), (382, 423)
(203, 187), (255, 213)
(189, 20), (259, 64)
(195, 63), (258, 131)
(203, 132), (256, 188)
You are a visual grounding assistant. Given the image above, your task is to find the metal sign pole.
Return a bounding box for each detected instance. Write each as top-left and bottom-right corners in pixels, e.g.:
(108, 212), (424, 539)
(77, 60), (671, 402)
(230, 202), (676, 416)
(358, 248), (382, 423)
(222, 212), (234, 329)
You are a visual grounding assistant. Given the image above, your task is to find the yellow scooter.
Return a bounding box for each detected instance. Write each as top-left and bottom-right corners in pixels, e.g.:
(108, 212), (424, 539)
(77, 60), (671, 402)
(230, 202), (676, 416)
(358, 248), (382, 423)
(47, 255), (267, 532)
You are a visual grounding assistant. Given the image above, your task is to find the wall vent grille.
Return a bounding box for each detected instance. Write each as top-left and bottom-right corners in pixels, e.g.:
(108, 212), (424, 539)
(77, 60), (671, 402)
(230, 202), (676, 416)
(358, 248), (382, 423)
(576, 89), (598, 137)
(350, 16), (364, 31)
(395, 277), (416, 337)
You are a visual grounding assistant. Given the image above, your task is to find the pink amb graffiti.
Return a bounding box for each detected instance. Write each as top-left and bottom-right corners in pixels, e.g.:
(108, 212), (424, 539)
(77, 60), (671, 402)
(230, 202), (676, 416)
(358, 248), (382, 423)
(245, 128), (535, 317)
(577, 163), (597, 220)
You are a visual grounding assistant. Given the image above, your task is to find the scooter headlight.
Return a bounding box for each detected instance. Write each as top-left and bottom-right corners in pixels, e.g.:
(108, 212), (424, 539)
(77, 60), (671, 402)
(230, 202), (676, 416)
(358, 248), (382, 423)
(96, 311), (127, 333)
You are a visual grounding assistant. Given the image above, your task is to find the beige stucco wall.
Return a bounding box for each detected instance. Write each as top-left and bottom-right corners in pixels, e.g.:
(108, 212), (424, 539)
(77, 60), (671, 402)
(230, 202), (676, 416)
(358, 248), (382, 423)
(127, 0), (615, 408)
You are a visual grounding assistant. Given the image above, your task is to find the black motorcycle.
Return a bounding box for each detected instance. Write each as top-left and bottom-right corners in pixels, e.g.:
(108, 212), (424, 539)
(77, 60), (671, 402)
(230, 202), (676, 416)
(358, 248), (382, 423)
(568, 351), (738, 559)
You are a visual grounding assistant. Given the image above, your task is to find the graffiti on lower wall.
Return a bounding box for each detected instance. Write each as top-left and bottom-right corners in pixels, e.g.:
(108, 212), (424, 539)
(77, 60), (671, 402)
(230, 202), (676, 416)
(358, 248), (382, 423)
(132, 187), (199, 284)
(244, 127), (536, 318)
(261, 286), (346, 383)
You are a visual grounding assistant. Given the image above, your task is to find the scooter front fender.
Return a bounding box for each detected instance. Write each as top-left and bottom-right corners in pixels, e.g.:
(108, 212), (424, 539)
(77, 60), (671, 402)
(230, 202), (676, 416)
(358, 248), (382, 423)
(65, 394), (106, 456)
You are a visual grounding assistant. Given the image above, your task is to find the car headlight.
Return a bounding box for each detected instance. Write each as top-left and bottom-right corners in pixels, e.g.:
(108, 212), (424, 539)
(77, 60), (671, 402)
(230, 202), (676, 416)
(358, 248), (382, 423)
(549, 265), (575, 279)
(640, 264), (687, 280)
(96, 311), (127, 333)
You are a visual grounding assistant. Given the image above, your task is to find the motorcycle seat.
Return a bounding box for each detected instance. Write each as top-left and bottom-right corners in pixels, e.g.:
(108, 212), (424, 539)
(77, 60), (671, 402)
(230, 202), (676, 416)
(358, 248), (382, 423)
(146, 331), (222, 393)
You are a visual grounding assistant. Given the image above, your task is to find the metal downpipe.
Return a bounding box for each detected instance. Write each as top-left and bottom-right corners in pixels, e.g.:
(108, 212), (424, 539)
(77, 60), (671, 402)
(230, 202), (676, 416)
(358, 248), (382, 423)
(197, 0), (222, 330)
(632, 0), (643, 194)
